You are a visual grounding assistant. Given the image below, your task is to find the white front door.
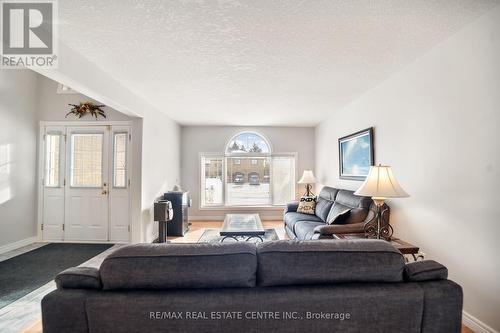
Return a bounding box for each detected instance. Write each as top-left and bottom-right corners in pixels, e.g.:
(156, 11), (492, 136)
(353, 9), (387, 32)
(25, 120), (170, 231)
(41, 123), (131, 242)
(64, 126), (110, 241)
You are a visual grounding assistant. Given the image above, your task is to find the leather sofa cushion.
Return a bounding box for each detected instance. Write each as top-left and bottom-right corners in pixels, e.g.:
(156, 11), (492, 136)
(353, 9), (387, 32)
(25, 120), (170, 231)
(284, 201), (299, 214)
(294, 221), (324, 240)
(284, 212), (323, 232)
(314, 187), (338, 221)
(318, 186), (339, 201)
(100, 243), (257, 290)
(257, 240), (405, 287)
(326, 204), (351, 224)
(315, 198), (334, 221)
(326, 190), (371, 224)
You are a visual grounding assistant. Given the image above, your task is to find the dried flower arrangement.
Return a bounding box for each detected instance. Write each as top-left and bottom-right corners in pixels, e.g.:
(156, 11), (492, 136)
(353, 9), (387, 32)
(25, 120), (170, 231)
(66, 102), (106, 119)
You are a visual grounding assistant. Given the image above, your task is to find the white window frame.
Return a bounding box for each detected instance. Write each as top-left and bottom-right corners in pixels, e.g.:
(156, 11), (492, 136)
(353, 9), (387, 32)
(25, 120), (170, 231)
(200, 154), (225, 208)
(112, 131), (128, 189)
(199, 131), (297, 210)
(44, 131), (63, 188)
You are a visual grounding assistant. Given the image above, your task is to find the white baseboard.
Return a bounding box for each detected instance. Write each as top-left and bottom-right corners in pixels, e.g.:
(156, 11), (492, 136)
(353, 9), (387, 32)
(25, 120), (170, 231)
(463, 311), (498, 333)
(0, 236), (38, 255)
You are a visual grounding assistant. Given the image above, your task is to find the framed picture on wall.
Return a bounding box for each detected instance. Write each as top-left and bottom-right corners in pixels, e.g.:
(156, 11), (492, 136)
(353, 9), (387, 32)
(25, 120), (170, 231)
(338, 127), (374, 180)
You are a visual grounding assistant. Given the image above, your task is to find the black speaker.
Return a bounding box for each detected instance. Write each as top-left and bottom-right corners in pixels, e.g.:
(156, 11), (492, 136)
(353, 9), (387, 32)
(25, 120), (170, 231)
(154, 200), (173, 222)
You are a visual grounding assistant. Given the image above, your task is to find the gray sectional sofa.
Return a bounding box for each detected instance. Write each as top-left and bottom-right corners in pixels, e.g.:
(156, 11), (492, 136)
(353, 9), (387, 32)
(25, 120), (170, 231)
(42, 240), (463, 333)
(284, 186), (389, 240)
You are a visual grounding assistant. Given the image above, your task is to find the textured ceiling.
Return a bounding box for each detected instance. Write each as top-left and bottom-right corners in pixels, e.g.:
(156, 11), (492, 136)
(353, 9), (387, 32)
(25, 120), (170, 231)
(58, 0), (499, 126)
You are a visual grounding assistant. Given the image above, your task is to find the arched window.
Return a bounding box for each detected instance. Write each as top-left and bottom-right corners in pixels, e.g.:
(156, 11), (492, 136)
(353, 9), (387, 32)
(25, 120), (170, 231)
(225, 132), (271, 155)
(201, 131), (295, 208)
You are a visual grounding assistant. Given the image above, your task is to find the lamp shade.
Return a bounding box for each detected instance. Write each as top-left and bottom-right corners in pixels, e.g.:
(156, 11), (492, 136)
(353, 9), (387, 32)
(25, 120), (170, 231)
(354, 165), (409, 198)
(298, 170), (317, 184)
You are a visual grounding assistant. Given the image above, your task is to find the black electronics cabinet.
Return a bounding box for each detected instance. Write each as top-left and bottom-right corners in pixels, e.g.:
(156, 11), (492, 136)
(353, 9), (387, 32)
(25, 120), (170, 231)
(163, 191), (191, 236)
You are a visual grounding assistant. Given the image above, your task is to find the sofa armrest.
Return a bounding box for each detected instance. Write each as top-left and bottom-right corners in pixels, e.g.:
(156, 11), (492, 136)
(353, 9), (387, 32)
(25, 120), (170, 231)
(55, 267), (102, 290)
(284, 201), (299, 214)
(404, 260), (448, 282)
(313, 222), (365, 235)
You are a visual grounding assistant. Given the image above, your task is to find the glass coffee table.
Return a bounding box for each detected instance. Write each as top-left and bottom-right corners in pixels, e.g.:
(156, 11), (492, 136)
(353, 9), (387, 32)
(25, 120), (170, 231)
(220, 214), (265, 242)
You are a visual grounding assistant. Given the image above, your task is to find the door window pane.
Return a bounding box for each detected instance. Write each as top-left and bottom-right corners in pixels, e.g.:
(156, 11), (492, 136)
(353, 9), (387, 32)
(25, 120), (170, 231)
(272, 156), (295, 205)
(70, 133), (103, 187)
(113, 133), (127, 188)
(45, 134), (60, 187)
(201, 156), (223, 206)
(226, 157), (270, 206)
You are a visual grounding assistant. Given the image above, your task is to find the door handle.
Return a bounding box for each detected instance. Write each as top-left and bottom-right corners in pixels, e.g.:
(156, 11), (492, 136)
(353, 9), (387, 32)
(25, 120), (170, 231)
(102, 190), (108, 195)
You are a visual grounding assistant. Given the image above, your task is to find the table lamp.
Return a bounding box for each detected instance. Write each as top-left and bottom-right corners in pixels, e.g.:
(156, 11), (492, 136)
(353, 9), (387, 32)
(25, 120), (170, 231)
(298, 170), (317, 196)
(354, 165), (409, 240)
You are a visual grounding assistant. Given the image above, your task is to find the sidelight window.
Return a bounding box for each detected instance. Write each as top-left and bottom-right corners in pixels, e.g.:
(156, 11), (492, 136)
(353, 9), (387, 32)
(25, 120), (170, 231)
(113, 133), (127, 188)
(44, 133), (61, 187)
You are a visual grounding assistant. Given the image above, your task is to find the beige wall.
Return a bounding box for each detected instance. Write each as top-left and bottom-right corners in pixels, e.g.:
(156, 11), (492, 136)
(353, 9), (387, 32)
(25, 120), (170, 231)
(315, 7), (500, 331)
(141, 110), (181, 242)
(0, 70), (39, 249)
(181, 126), (315, 220)
(37, 76), (134, 122)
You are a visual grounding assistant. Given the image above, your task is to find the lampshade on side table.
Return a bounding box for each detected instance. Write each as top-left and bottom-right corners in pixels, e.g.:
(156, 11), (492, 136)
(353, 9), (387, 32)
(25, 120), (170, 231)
(354, 165), (409, 240)
(298, 170), (317, 197)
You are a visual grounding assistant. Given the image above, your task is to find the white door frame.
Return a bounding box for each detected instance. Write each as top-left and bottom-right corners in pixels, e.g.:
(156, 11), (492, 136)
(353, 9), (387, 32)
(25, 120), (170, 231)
(37, 121), (133, 243)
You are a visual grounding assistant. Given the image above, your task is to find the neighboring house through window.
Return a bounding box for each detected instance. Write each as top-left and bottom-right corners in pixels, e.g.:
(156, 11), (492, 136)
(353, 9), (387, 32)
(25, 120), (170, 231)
(201, 131), (296, 207)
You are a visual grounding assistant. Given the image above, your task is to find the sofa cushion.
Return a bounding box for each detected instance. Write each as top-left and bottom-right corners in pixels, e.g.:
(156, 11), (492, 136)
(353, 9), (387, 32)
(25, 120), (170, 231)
(100, 243), (257, 290)
(318, 186), (339, 201)
(83, 284), (425, 333)
(284, 212), (323, 232)
(55, 267), (101, 289)
(294, 221), (324, 240)
(314, 187), (338, 221)
(284, 201), (299, 214)
(257, 240), (405, 287)
(404, 260), (448, 282)
(328, 190), (371, 224)
(315, 198), (334, 221)
(327, 205), (351, 225)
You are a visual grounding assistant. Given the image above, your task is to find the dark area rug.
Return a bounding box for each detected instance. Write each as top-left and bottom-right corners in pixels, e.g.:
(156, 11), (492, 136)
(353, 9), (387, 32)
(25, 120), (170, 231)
(198, 228), (279, 243)
(0, 243), (113, 308)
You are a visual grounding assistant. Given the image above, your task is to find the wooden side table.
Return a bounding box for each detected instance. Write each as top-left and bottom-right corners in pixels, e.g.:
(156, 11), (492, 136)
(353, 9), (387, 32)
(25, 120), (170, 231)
(332, 233), (423, 261)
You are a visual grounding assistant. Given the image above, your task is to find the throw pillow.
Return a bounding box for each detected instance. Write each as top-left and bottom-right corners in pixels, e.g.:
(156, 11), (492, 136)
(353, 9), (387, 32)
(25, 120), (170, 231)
(297, 196), (316, 215)
(327, 208), (351, 225)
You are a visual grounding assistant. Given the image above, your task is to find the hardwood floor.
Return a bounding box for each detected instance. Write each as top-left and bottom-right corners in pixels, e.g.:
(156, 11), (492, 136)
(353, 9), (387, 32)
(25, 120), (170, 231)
(21, 221), (474, 333)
